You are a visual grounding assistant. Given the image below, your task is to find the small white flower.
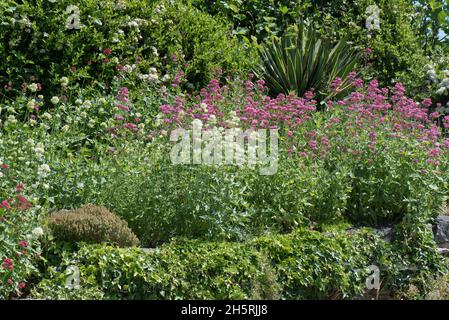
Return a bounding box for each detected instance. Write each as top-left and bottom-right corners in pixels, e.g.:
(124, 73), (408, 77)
(51, 96), (60, 105)
(27, 100), (36, 111)
(77, 182), (84, 189)
(38, 164), (51, 177)
(42, 112), (52, 120)
(32, 227), (44, 238)
(28, 83), (38, 92)
(7, 115), (17, 124)
(60, 77), (69, 86)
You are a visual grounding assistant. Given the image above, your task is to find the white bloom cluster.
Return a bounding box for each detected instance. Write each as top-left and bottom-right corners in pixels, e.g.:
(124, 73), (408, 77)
(366, 5), (381, 32)
(139, 67), (159, 83)
(37, 164), (51, 177)
(425, 63), (449, 96)
(32, 227), (44, 238)
(65, 5), (81, 30)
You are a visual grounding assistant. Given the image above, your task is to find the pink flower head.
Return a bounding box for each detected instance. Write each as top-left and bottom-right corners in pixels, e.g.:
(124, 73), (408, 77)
(15, 183), (25, 193)
(18, 240), (28, 248)
(116, 104), (130, 112)
(364, 47), (372, 56)
(2, 258), (13, 270)
(422, 98), (432, 108)
(18, 282), (26, 290)
(0, 200), (10, 210)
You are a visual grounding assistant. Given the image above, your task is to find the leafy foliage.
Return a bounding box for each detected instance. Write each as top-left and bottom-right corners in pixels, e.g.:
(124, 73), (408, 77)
(256, 22), (359, 101)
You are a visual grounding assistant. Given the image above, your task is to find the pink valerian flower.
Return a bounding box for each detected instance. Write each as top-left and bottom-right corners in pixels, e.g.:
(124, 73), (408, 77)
(320, 136), (330, 147)
(421, 98), (432, 108)
(103, 48), (112, 55)
(171, 71), (184, 88)
(430, 112), (439, 120)
(428, 148), (441, 158)
(15, 183), (25, 193)
(364, 47), (373, 56)
(443, 139), (449, 149)
(256, 80), (266, 91)
(308, 140), (318, 151)
(15, 195), (32, 210)
(116, 87), (129, 103)
(123, 123), (138, 131)
(330, 77), (343, 93)
(18, 240), (28, 248)
(6, 278), (13, 285)
(115, 114), (125, 121)
(2, 258), (13, 270)
(443, 116), (449, 129)
(1, 200), (10, 210)
(116, 104), (130, 112)
(18, 282), (26, 290)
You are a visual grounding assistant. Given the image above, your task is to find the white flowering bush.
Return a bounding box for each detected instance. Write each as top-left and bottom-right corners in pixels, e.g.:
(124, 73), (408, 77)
(0, 0), (252, 104)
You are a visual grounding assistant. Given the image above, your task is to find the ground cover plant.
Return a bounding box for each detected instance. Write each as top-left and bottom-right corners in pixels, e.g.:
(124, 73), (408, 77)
(1, 0), (449, 301)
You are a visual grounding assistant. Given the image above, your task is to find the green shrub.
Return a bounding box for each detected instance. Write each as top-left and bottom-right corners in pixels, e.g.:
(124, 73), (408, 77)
(47, 204), (140, 247)
(32, 227), (445, 300)
(191, 0), (426, 91)
(256, 22), (359, 101)
(0, 0), (251, 101)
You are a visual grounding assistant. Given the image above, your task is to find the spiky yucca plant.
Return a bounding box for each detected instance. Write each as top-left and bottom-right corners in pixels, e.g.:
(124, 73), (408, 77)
(256, 22), (359, 102)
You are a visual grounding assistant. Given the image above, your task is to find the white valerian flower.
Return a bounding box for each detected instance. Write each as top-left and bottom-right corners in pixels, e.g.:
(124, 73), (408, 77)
(65, 5), (81, 30)
(60, 77), (69, 87)
(439, 78), (449, 88)
(366, 5), (381, 31)
(38, 164), (51, 177)
(151, 46), (159, 57)
(61, 125), (70, 132)
(127, 20), (139, 28)
(161, 74), (171, 82)
(32, 227), (44, 238)
(28, 83), (38, 92)
(7, 115), (17, 124)
(80, 111), (87, 118)
(436, 87), (447, 95)
(200, 103), (208, 112)
(88, 119), (96, 128)
(27, 100), (36, 111)
(98, 97), (107, 104)
(51, 96), (60, 105)
(33, 143), (45, 156)
(77, 182), (84, 189)
(42, 112), (52, 120)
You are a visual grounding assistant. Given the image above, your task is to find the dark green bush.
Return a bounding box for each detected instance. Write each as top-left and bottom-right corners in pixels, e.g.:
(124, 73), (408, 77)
(32, 228), (445, 299)
(190, 0), (426, 90)
(48, 204), (140, 247)
(0, 0), (252, 100)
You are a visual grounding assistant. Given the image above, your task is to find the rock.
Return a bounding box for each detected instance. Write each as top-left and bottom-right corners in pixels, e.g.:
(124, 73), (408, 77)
(433, 216), (449, 246)
(378, 227), (393, 242)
